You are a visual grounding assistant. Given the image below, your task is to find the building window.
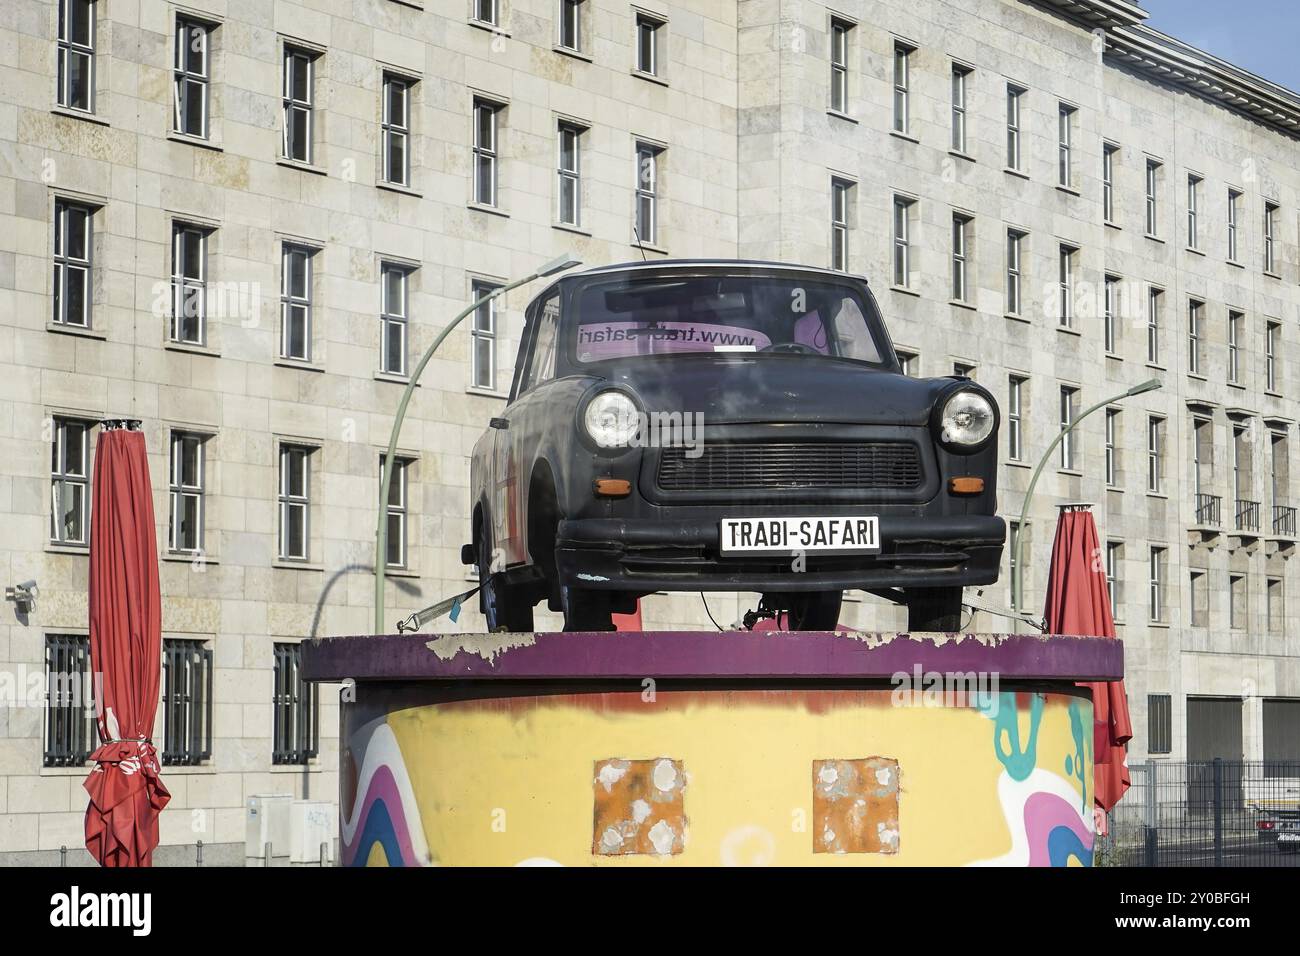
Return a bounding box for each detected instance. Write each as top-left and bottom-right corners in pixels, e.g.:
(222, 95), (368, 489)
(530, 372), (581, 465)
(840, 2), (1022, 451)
(1005, 229), (1024, 316)
(1267, 577), (1284, 632)
(1059, 386), (1079, 470)
(1146, 287), (1162, 365)
(1057, 104), (1075, 188)
(57, 0), (95, 112)
(892, 196), (914, 288)
(636, 13), (663, 77)
(1227, 188), (1241, 261)
(1144, 159), (1161, 237)
(1148, 547), (1166, 623)
(1228, 310), (1243, 384)
(1105, 541), (1122, 619)
(634, 142), (661, 246)
(470, 279), (499, 390)
(892, 42), (913, 134)
(953, 361), (975, 379)
(51, 418), (91, 545)
(1102, 144), (1117, 224)
(278, 444), (312, 561)
(473, 0), (499, 26)
(1105, 408), (1119, 486)
(1229, 573), (1246, 629)
(1189, 570), (1208, 627)
(273, 643), (319, 765)
(1009, 520), (1029, 606)
(282, 46), (315, 163)
(173, 17), (210, 138)
(830, 178), (853, 272)
(950, 64), (970, 152)
(161, 638), (213, 766)
(1103, 274), (1119, 354)
(380, 262), (409, 377)
(1186, 174), (1201, 249)
(830, 19), (851, 114)
(382, 75), (411, 187)
(1188, 299), (1203, 376)
(1267, 320), (1280, 392)
(44, 634), (95, 767)
(951, 213), (971, 302)
(1264, 201), (1278, 273)
(472, 98), (500, 207)
(553, 122), (584, 226)
(558, 0), (583, 52)
(381, 456), (410, 569)
(280, 244), (313, 361)
(1057, 244), (1076, 328)
(1147, 416), (1165, 493)
(1006, 85), (1025, 171)
(53, 199), (92, 328)
(168, 432), (205, 554)
(170, 223), (207, 345)
(1007, 375), (1024, 462)
(1148, 694), (1172, 754)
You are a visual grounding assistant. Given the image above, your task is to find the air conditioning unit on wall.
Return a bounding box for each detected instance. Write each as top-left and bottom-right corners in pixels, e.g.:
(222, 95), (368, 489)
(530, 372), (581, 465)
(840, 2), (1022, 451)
(290, 800), (338, 864)
(246, 794), (292, 859)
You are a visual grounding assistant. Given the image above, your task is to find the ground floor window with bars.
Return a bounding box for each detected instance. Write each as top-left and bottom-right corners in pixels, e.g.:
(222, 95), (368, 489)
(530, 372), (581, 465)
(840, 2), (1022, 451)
(273, 642), (318, 765)
(44, 633), (97, 767)
(161, 638), (212, 765)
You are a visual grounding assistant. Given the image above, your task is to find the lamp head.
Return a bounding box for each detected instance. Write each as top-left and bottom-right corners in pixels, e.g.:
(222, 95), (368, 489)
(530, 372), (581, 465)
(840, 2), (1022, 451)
(1127, 378), (1162, 397)
(536, 253), (582, 277)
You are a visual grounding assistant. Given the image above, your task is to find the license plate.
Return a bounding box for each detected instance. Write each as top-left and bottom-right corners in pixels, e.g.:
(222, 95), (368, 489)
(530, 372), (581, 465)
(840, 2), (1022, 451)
(719, 516), (880, 555)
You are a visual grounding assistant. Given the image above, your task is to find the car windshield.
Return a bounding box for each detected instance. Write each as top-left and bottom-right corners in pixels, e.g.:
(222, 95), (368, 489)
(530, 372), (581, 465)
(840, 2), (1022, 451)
(569, 273), (888, 366)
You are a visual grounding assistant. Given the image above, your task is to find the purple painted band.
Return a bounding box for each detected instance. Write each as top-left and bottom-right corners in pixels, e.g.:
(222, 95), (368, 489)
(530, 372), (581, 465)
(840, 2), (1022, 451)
(301, 631), (1124, 683)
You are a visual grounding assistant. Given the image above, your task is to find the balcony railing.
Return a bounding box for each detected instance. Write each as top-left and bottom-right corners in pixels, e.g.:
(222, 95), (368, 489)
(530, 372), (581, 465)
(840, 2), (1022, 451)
(1235, 499), (1260, 533)
(1193, 493), (1221, 526)
(1273, 504), (1298, 537)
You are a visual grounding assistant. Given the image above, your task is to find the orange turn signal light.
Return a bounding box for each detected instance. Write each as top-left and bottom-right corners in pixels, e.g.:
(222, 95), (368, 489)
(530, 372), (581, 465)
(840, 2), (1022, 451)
(593, 478), (632, 498)
(949, 477), (985, 495)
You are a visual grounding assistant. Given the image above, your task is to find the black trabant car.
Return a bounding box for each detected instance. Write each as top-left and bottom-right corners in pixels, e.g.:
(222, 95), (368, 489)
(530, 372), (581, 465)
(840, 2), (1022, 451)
(464, 260), (1004, 631)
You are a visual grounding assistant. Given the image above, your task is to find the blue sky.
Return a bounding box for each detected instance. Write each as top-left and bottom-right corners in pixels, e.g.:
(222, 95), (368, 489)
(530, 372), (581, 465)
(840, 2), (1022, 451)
(1142, 0), (1300, 92)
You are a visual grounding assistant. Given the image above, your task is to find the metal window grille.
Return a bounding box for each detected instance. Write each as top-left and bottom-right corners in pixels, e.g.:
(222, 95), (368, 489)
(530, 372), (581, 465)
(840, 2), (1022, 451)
(44, 634), (96, 767)
(161, 638), (212, 766)
(273, 643), (318, 765)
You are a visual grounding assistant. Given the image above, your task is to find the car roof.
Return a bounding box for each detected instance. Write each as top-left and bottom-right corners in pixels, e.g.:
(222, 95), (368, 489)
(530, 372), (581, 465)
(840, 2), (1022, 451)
(564, 258), (868, 282)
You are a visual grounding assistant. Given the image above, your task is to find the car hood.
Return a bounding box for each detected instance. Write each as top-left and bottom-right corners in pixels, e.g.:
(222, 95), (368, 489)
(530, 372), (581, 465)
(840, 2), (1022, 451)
(594, 355), (956, 426)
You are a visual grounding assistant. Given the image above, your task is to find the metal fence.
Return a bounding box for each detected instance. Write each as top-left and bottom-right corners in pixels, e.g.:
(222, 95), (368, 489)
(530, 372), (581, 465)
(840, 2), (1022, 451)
(1098, 760), (1300, 867)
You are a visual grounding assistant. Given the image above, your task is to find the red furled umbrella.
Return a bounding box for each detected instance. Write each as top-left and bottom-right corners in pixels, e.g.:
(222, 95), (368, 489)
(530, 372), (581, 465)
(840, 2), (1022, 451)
(84, 424), (171, 866)
(1042, 504), (1132, 830)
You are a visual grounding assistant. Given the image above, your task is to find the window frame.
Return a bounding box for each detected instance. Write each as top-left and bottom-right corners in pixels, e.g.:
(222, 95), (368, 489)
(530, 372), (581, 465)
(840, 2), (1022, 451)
(57, 0), (96, 113)
(635, 12), (663, 77)
(50, 417), (91, 546)
(1007, 375), (1024, 462)
(277, 443), (312, 562)
(472, 98), (500, 207)
(892, 41), (913, 134)
(1057, 103), (1075, 188)
(557, 121), (583, 226)
(160, 637), (214, 767)
(634, 141), (661, 246)
(272, 642), (319, 765)
(44, 633), (96, 768)
(1103, 274), (1119, 354)
(170, 222), (208, 345)
(173, 16), (211, 138)
(1005, 229), (1024, 316)
(558, 0), (583, 53)
(53, 199), (93, 329)
(381, 455), (410, 570)
(951, 213), (971, 302)
(1227, 188), (1242, 262)
(892, 196), (913, 288)
(470, 279), (500, 391)
(168, 430), (206, 555)
(1005, 85), (1025, 171)
(282, 46), (315, 164)
(1057, 244), (1076, 328)
(381, 74), (412, 187)
(1266, 320), (1280, 393)
(1188, 298), (1203, 376)
(1102, 143), (1117, 224)
(1058, 385), (1079, 470)
(1147, 416), (1165, 494)
(830, 177), (853, 272)
(1186, 173), (1201, 249)
(1149, 546), (1166, 623)
(830, 19), (851, 114)
(950, 63), (970, 152)
(380, 261), (410, 377)
(1146, 286), (1162, 365)
(1264, 201), (1279, 274)
(1144, 159), (1161, 237)
(279, 243), (314, 362)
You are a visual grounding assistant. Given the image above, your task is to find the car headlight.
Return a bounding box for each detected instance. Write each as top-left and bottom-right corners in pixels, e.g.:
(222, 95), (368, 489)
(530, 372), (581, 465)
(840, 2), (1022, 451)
(939, 389), (995, 448)
(582, 389), (641, 448)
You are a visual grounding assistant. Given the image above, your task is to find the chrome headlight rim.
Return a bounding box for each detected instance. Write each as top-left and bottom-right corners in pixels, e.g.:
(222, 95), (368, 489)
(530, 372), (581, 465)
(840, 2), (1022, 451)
(577, 385), (643, 453)
(933, 385), (998, 453)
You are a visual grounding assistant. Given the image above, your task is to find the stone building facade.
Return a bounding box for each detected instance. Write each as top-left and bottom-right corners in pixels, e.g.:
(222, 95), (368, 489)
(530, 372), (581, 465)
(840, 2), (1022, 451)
(0, 0), (1297, 863)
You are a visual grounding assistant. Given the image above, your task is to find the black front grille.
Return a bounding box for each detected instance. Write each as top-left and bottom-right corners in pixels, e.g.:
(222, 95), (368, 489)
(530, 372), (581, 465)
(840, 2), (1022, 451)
(656, 441), (923, 491)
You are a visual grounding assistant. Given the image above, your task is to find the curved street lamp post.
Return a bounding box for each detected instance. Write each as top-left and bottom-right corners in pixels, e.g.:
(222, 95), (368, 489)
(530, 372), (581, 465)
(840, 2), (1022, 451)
(1011, 377), (1162, 616)
(374, 253), (581, 634)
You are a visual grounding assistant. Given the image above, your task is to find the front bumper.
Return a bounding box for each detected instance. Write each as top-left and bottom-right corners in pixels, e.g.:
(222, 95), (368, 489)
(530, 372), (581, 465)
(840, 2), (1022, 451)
(555, 513), (1005, 592)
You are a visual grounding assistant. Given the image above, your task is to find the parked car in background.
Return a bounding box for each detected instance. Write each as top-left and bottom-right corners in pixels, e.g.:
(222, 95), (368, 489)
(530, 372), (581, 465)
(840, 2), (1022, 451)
(463, 260), (1005, 631)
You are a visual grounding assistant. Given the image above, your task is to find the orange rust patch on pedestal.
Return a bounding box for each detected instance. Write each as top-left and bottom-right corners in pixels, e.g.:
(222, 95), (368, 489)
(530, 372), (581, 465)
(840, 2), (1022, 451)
(812, 757), (901, 854)
(592, 758), (687, 856)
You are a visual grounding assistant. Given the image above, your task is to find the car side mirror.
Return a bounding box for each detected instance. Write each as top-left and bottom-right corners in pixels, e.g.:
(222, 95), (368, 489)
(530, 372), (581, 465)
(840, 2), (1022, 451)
(490, 417), (509, 430)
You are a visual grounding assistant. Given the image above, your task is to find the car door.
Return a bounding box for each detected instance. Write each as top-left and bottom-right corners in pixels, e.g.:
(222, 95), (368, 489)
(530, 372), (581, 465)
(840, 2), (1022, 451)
(494, 291), (562, 568)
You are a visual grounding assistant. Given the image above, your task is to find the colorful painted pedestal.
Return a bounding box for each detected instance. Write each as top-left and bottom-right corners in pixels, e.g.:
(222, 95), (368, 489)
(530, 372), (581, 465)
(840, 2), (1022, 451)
(301, 630), (1123, 867)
